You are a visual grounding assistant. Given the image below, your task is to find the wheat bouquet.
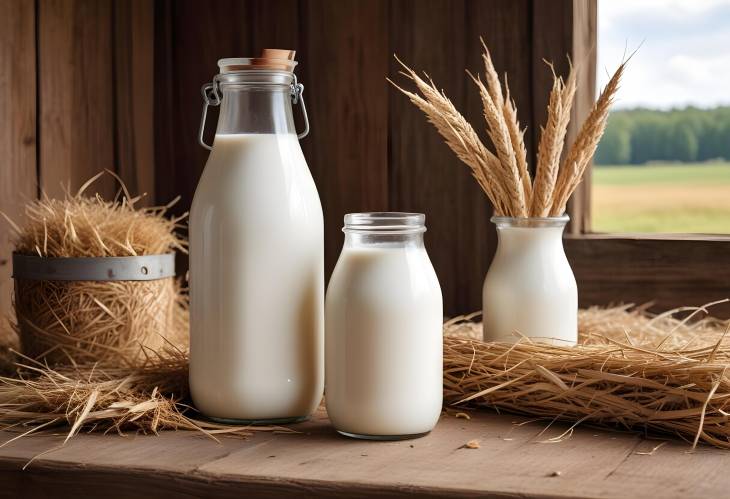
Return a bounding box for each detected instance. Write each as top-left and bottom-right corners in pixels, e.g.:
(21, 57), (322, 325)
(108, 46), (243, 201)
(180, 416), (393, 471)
(390, 39), (625, 217)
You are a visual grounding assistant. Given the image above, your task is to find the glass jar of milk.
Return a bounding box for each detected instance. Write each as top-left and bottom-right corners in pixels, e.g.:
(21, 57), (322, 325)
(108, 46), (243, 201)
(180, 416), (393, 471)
(325, 213), (443, 440)
(189, 51), (324, 424)
(482, 215), (577, 345)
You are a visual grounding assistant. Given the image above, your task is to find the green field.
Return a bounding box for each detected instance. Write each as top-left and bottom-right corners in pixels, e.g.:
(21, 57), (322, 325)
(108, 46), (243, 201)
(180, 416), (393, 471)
(592, 162), (730, 233)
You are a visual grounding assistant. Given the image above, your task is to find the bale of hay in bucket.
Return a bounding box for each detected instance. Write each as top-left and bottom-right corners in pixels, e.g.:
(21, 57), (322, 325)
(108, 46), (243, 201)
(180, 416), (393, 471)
(4, 173), (188, 367)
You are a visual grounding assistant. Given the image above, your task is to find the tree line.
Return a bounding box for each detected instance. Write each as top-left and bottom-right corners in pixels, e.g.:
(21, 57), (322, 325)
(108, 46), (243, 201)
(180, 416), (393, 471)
(594, 106), (730, 165)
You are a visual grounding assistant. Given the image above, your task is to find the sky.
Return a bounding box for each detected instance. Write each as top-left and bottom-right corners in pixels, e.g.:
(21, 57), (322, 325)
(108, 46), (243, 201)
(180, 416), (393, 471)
(597, 0), (730, 109)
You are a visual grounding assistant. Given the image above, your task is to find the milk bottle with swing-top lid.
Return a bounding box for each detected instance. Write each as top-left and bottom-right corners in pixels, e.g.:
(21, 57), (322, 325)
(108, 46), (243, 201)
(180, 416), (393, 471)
(189, 50), (323, 423)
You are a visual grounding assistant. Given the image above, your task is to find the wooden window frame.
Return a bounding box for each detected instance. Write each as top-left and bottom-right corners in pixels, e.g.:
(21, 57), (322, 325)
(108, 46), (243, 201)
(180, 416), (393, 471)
(563, 1), (730, 317)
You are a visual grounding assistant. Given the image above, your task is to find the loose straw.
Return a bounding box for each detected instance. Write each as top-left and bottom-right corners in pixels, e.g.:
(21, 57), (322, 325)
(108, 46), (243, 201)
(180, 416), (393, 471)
(1, 303), (729, 450)
(444, 303), (730, 449)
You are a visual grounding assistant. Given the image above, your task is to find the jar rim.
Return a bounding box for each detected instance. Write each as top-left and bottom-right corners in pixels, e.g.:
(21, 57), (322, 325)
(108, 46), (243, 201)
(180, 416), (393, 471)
(491, 214), (570, 228)
(218, 57), (298, 73)
(216, 71), (294, 88)
(343, 212), (426, 234)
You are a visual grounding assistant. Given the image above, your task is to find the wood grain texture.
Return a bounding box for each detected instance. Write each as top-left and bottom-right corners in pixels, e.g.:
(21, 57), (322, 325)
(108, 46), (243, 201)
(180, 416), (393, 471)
(38, 0), (116, 200)
(249, 0), (300, 53)
(466, 0), (533, 310)
(7, 0), (722, 321)
(153, 0), (255, 282)
(113, 0), (155, 204)
(0, 0), (37, 326)
(153, 0), (253, 214)
(531, 0), (573, 172)
(148, 0), (599, 315)
(531, 0), (597, 234)
(388, 0), (470, 314)
(566, 235), (730, 317)
(389, 0), (533, 314)
(565, 0), (596, 234)
(301, 0), (390, 278)
(1, 406), (729, 498)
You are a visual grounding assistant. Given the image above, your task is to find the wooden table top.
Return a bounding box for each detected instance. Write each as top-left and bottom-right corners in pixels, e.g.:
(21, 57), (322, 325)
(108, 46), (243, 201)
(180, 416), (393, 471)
(1, 406), (729, 498)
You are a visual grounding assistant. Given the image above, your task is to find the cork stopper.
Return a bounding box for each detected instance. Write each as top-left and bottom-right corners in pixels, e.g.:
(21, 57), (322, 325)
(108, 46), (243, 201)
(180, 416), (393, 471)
(218, 49), (297, 73)
(260, 49), (295, 61)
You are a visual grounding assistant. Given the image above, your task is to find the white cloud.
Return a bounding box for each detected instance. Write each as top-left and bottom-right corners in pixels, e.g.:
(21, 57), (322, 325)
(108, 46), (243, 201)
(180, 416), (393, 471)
(597, 0), (730, 109)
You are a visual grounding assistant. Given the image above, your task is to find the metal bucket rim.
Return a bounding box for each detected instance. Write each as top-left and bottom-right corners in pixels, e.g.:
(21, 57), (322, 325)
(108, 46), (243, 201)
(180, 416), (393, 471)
(12, 252), (176, 281)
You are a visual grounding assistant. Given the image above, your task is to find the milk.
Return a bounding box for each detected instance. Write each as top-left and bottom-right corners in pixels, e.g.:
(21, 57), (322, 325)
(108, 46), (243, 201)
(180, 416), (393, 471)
(482, 219), (577, 345)
(189, 133), (324, 422)
(325, 240), (443, 438)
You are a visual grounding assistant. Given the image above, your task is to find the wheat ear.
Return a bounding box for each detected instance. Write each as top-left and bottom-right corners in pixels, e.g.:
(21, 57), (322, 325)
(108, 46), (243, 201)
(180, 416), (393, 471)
(551, 60), (626, 215)
(503, 75), (531, 203)
(531, 61), (577, 216)
(531, 75), (564, 217)
(479, 37), (504, 114)
(480, 39), (532, 211)
(389, 57), (510, 214)
(469, 72), (527, 217)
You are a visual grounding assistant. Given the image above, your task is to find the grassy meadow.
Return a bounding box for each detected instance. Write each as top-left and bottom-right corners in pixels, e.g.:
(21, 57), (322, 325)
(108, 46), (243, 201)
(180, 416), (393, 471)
(591, 162), (730, 233)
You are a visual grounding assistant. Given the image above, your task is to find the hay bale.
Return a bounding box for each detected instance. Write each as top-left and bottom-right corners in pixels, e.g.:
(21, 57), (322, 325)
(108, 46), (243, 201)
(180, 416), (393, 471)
(4, 172), (188, 367)
(15, 278), (187, 366)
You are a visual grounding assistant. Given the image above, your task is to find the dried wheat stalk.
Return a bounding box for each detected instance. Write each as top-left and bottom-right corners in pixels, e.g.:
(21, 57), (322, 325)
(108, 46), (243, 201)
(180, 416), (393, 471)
(2, 304), (730, 451)
(469, 72), (527, 216)
(444, 302), (730, 449)
(531, 73), (565, 216)
(392, 41), (625, 218)
(552, 60), (627, 214)
(0, 349), (290, 453)
(389, 59), (511, 215)
(503, 77), (531, 200)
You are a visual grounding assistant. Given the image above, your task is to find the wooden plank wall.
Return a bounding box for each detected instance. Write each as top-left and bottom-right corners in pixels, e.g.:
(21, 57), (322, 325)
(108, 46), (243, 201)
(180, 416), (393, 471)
(388, 0), (533, 313)
(37, 0), (154, 200)
(154, 0), (586, 316)
(0, 0), (591, 320)
(38, 0), (116, 200)
(0, 0), (154, 325)
(566, 235), (730, 317)
(0, 0), (37, 328)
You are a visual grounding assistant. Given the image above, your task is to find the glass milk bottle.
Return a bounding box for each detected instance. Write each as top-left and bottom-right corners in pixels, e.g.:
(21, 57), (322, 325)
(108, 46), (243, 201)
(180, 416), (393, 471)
(189, 50), (323, 423)
(482, 215), (577, 345)
(325, 213), (443, 439)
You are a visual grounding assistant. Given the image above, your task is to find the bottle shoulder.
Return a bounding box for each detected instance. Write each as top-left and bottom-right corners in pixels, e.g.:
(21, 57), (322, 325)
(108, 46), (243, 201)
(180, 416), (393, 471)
(327, 247), (442, 302)
(191, 133), (321, 216)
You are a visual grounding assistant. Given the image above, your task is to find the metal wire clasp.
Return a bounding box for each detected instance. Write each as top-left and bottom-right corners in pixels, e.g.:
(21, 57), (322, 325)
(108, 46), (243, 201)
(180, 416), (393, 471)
(291, 74), (310, 140)
(197, 74), (310, 150)
(198, 79), (221, 151)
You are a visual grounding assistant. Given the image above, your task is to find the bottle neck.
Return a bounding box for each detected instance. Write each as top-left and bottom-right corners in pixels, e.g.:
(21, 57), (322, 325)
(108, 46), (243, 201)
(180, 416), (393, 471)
(492, 226), (567, 263)
(344, 232), (425, 249)
(342, 213), (427, 249)
(492, 216), (568, 253)
(216, 86), (296, 135)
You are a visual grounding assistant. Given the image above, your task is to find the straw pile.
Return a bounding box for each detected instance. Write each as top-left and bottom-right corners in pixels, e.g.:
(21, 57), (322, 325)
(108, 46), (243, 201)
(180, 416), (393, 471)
(3, 172), (188, 366)
(390, 39), (626, 217)
(0, 303), (728, 450)
(444, 302), (730, 449)
(0, 350), (294, 453)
